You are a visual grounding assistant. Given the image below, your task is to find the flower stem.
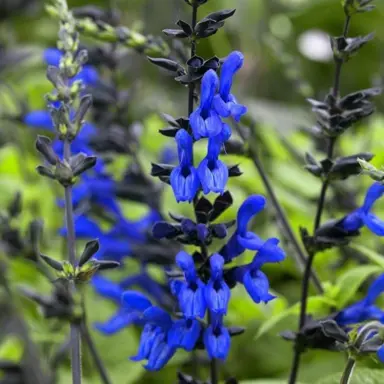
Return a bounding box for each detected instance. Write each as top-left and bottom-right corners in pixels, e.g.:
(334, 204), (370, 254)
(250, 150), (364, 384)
(340, 358), (356, 384)
(188, 3), (198, 116)
(63, 139), (82, 384)
(288, 14), (351, 384)
(81, 322), (112, 384)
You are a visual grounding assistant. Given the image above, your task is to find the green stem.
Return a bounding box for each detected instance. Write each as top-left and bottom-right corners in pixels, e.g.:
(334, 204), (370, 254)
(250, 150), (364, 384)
(340, 358), (356, 384)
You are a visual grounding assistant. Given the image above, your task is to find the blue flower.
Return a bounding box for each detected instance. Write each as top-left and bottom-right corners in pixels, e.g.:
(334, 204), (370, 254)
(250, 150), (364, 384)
(378, 345), (384, 363)
(171, 251), (206, 319)
(92, 276), (142, 334)
(213, 51), (247, 122)
(122, 292), (176, 371)
(235, 238), (285, 304)
(23, 110), (54, 130)
(197, 124), (231, 195)
(60, 214), (103, 238)
(170, 129), (200, 203)
(221, 195), (267, 262)
(203, 313), (231, 360)
(205, 254), (230, 314)
(342, 182), (384, 236)
(167, 318), (201, 351)
(335, 274), (384, 326)
(190, 69), (222, 140)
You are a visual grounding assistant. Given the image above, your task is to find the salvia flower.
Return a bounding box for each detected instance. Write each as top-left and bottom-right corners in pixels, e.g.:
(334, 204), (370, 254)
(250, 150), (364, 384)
(234, 238), (285, 304)
(170, 129), (200, 202)
(342, 182), (384, 236)
(205, 253), (230, 314)
(221, 195), (267, 262)
(203, 313), (231, 360)
(197, 124), (231, 195)
(335, 273), (384, 326)
(190, 69), (222, 140)
(213, 51), (247, 122)
(171, 251), (206, 319)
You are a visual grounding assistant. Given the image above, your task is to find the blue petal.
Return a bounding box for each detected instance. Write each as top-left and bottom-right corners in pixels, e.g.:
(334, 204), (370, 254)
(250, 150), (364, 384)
(95, 309), (138, 335)
(43, 48), (62, 66)
(175, 129), (193, 165)
(122, 291), (152, 312)
(176, 251), (196, 281)
(170, 165), (199, 203)
(199, 69), (219, 113)
(91, 275), (123, 302)
(168, 319), (201, 351)
(237, 232), (264, 251)
(209, 253), (224, 280)
(23, 110), (53, 130)
(198, 158), (228, 195)
(251, 238), (285, 268)
(205, 279), (230, 315)
(205, 110), (223, 138)
(60, 215), (103, 238)
(362, 182), (384, 212)
(190, 108), (205, 140)
(363, 213), (384, 236)
(145, 331), (176, 371)
(377, 345), (384, 363)
(170, 279), (184, 297)
(203, 325), (231, 360)
(237, 195), (267, 236)
(219, 51), (244, 101)
(243, 269), (274, 304)
(142, 306), (173, 329)
(341, 210), (364, 232)
(73, 65), (99, 85)
(131, 324), (158, 362)
(335, 301), (368, 326)
(220, 233), (245, 262)
(366, 274), (384, 305)
(179, 281), (207, 318)
(213, 94), (231, 117)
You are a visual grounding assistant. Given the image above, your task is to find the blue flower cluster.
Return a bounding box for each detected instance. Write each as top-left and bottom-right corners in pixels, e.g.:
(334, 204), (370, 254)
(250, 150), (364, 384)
(120, 51), (286, 371)
(171, 51), (247, 203)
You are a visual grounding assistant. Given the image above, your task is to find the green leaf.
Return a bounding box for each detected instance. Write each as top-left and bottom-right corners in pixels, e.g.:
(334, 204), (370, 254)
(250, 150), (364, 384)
(349, 243), (384, 269)
(255, 296), (336, 339)
(239, 381), (305, 384)
(0, 336), (24, 363)
(334, 265), (383, 308)
(316, 368), (384, 384)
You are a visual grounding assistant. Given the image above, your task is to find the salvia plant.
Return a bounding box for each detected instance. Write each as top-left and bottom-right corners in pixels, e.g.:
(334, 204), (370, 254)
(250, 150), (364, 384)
(1, 0), (384, 383)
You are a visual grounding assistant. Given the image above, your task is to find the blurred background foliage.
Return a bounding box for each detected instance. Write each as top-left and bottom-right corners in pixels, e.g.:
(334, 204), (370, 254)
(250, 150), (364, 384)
(1, 0), (384, 383)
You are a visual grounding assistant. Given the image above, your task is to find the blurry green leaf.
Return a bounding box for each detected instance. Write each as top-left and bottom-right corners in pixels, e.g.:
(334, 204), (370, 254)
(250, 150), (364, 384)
(334, 265), (382, 308)
(0, 336), (24, 363)
(0, 146), (22, 178)
(349, 243), (384, 268)
(256, 295), (336, 339)
(315, 368), (384, 384)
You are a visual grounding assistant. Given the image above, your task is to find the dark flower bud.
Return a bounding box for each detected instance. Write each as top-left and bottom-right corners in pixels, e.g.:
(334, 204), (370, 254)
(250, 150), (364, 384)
(228, 164), (242, 177)
(35, 135), (58, 165)
(148, 57), (185, 76)
(210, 191), (233, 222)
(70, 154), (97, 176)
(40, 254), (63, 271)
(36, 165), (55, 180)
(78, 239), (99, 267)
(163, 29), (189, 38)
(152, 221), (182, 239)
(176, 20), (193, 36)
(211, 223), (227, 239)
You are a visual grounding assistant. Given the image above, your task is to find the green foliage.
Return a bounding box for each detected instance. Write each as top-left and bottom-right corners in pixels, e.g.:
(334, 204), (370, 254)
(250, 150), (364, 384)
(0, 336), (24, 363)
(315, 368), (384, 384)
